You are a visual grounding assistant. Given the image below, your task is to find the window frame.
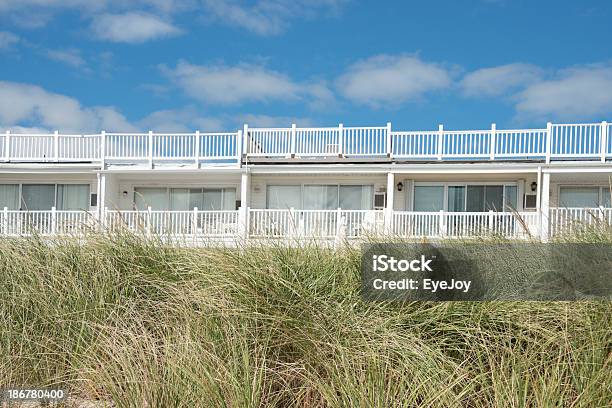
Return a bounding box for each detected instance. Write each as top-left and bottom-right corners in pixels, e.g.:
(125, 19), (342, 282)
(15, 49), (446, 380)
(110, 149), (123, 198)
(265, 183), (375, 210)
(133, 185), (238, 211)
(0, 182), (91, 210)
(411, 181), (520, 212)
(557, 185), (612, 208)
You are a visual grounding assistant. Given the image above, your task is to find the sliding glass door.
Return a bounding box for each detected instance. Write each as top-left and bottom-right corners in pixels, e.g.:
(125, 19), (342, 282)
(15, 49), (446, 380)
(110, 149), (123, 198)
(266, 184), (374, 210)
(0, 184), (19, 210)
(56, 184), (90, 210)
(413, 186), (444, 211)
(559, 186), (611, 207)
(135, 187), (237, 210)
(21, 185), (55, 210)
(340, 185), (374, 210)
(414, 184), (518, 212)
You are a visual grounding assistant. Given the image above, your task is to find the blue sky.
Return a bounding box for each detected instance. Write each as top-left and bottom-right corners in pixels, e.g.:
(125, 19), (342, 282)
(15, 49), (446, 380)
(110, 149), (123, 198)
(1, 0), (612, 133)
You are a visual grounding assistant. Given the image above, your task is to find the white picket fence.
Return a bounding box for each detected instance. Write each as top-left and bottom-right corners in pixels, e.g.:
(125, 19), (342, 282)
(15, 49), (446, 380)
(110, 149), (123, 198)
(0, 208), (610, 240)
(2, 121), (610, 164)
(393, 211), (540, 238)
(0, 209), (96, 236)
(549, 207), (612, 236)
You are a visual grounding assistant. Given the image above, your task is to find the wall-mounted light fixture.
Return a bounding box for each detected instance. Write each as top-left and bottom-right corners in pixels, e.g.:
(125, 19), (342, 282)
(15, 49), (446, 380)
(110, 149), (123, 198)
(122, 190), (129, 198)
(530, 182), (537, 192)
(397, 182), (404, 192)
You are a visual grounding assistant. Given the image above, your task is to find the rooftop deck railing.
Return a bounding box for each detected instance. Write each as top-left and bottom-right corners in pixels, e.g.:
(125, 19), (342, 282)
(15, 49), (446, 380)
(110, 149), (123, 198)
(1, 121), (610, 165)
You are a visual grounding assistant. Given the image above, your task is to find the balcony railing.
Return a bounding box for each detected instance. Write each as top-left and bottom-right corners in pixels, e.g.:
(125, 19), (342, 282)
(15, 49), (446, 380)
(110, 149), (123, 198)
(2, 207), (609, 241)
(1, 121), (610, 165)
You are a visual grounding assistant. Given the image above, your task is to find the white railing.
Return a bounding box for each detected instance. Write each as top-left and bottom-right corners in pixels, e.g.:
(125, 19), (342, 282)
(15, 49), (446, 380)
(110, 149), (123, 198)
(393, 211), (539, 238)
(248, 209), (385, 239)
(1, 121), (610, 164)
(246, 128), (292, 157)
(0, 208), (95, 236)
(549, 207), (612, 236)
(550, 123), (602, 158)
(1, 208), (610, 240)
(105, 209), (239, 237)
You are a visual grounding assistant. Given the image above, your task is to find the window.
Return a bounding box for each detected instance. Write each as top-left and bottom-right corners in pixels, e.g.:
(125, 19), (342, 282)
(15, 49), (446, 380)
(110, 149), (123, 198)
(447, 186), (465, 212)
(56, 184), (90, 210)
(266, 184), (374, 210)
(414, 186), (444, 211)
(504, 186), (518, 210)
(559, 187), (611, 208)
(267, 185), (302, 209)
(4, 184), (90, 211)
(134, 187), (167, 210)
(21, 184), (55, 210)
(0, 184), (19, 209)
(415, 183), (518, 212)
(340, 185), (373, 210)
(135, 187), (237, 210)
(304, 185), (338, 210)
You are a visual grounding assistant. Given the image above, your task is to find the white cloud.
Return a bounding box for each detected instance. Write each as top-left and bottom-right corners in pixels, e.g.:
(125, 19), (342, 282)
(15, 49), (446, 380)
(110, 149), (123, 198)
(336, 55), (452, 107)
(0, 81), (136, 132)
(0, 81), (228, 133)
(238, 113), (314, 127)
(459, 63), (543, 97)
(45, 48), (87, 68)
(90, 12), (182, 43)
(162, 60), (333, 107)
(0, 31), (19, 49)
(514, 65), (612, 121)
(137, 107), (225, 132)
(203, 0), (346, 36)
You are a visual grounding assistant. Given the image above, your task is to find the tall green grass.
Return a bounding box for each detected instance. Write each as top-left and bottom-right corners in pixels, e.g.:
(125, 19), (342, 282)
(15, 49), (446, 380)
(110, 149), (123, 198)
(0, 232), (610, 407)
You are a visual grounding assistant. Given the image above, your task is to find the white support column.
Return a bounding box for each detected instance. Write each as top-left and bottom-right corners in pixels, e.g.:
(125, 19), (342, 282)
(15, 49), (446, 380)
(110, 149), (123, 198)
(243, 124), (249, 156)
(146, 206), (152, 237)
(338, 123), (344, 157)
(439, 210), (446, 237)
(437, 124), (444, 160)
(517, 179), (525, 211)
(192, 207), (198, 237)
(385, 172), (395, 232)
(194, 130), (200, 168)
(535, 166), (542, 214)
(545, 122), (552, 163)
(235, 130), (242, 167)
(540, 172), (550, 241)
(51, 206), (57, 235)
(386, 122), (392, 157)
(98, 173), (107, 231)
(100, 131), (106, 170)
(290, 123), (296, 158)
(53, 130), (59, 162)
(2, 207), (7, 236)
(489, 123), (496, 160)
(601, 121), (608, 163)
(4, 130), (9, 162)
(148, 130), (153, 169)
(239, 172), (251, 239)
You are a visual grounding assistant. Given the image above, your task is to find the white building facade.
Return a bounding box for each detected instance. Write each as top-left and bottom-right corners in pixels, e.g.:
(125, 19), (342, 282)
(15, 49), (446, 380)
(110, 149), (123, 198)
(1, 121), (611, 242)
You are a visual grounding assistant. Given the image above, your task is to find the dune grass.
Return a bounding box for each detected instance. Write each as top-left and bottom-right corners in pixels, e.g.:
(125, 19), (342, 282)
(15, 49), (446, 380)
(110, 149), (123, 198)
(0, 231), (610, 407)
